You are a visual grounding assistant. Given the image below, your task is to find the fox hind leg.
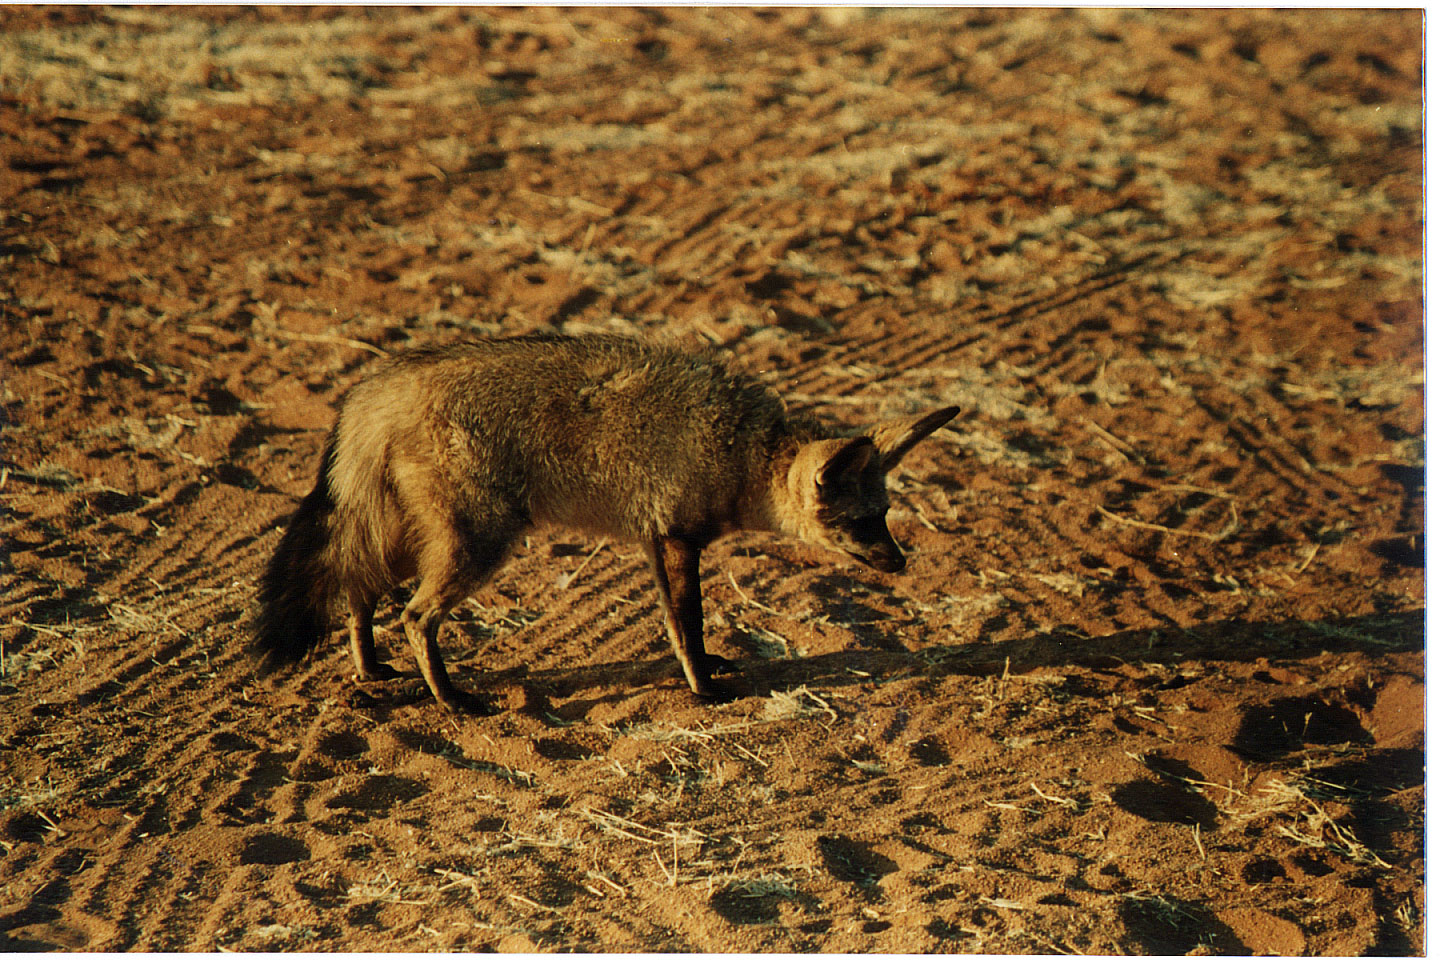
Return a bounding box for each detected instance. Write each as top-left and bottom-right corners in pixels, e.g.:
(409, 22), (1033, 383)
(347, 588), (402, 682)
(401, 519), (521, 712)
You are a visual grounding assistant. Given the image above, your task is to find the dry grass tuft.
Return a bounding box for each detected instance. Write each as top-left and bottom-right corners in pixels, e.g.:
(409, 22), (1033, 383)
(1256, 778), (1393, 869)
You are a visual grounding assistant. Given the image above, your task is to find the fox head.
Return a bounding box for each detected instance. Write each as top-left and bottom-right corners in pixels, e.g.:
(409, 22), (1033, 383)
(779, 406), (960, 573)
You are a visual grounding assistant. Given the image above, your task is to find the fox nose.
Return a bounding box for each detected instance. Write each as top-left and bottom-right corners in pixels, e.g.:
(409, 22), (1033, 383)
(867, 549), (906, 573)
(847, 517), (905, 573)
(850, 540), (904, 573)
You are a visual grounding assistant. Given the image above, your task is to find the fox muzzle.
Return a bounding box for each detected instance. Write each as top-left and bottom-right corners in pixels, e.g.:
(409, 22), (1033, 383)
(841, 515), (907, 573)
(849, 544), (905, 573)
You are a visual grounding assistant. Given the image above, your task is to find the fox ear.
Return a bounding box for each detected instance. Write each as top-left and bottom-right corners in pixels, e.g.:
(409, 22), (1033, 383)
(867, 406), (960, 473)
(816, 436), (876, 488)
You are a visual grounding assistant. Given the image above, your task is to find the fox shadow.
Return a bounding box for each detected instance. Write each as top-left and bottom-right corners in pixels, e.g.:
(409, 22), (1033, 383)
(494, 605), (1420, 702)
(747, 607), (1423, 691)
(437, 605), (1421, 733)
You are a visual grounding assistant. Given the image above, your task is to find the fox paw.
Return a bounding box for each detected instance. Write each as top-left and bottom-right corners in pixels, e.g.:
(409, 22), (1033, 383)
(435, 688), (503, 716)
(691, 679), (738, 704)
(699, 653), (737, 676)
(354, 662), (405, 683)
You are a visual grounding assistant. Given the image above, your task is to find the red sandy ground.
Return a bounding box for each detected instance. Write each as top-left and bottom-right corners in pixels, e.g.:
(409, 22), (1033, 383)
(0, 7), (1423, 954)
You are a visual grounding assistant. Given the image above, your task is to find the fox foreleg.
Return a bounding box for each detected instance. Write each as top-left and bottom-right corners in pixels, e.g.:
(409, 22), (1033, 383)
(646, 536), (732, 699)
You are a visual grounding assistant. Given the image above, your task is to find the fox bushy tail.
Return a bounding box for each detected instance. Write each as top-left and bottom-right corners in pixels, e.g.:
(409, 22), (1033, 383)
(253, 435), (340, 672)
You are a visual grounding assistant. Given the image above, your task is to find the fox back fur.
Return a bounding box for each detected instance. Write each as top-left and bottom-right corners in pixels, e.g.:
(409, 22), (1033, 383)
(254, 334), (958, 711)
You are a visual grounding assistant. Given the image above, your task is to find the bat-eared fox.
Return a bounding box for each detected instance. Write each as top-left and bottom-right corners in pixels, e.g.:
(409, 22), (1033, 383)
(254, 334), (958, 711)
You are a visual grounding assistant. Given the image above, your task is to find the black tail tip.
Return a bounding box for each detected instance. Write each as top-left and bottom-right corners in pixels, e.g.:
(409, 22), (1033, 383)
(250, 593), (329, 675)
(248, 636), (299, 677)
